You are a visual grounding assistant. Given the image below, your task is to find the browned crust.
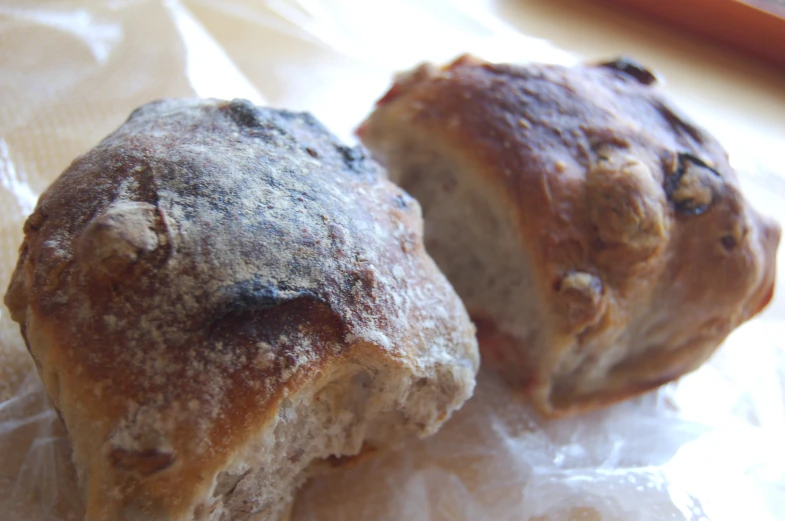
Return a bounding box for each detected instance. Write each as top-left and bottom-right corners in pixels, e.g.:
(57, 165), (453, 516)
(360, 56), (780, 417)
(362, 56), (729, 300)
(4, 99), (479, 518)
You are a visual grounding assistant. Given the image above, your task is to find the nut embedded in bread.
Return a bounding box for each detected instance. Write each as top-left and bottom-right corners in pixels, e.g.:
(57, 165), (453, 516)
(358, 55), (780, 418)
(3, 99), (479, 520)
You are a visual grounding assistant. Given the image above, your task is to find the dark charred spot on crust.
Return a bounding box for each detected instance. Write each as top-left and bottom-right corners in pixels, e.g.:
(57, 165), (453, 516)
(337, 145), (361, 166)
(224, 100), (297, 142)
(227, 99), (265, 129)
(209, 293), (346, 378)
(664, 153), (722, 215)
(215, 280), (320, 320)
(598, 57), (657, 85)
(656, 101), (706, 145)
(336, 145), (376, 176)
(227, 104), (384, 181)
(229, 106), (381, 182)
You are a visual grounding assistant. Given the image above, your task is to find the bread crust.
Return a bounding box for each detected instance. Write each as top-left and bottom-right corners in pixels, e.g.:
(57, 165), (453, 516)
(359, 56), (780, 417)
(4, 99), (478, 519)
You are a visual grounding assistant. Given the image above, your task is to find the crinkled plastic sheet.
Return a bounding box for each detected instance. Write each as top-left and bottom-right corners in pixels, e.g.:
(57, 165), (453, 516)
(1, 1), (784, 520)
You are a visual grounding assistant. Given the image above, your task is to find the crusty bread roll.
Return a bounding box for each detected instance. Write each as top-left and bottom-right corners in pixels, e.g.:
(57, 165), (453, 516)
(358, 55), (780, 418)
(3, 98), (479, 520)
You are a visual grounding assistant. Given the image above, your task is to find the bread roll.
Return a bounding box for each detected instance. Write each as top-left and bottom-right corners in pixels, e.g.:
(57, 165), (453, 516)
(3, 98), (479, 520)
(358, 56), (780, 417)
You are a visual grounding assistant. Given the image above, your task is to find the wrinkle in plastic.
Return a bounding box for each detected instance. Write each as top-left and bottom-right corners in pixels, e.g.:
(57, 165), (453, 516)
(0, 1), (783, 520)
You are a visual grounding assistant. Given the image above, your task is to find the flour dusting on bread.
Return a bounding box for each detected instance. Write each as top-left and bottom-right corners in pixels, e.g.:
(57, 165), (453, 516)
(4, 98), (479, 520)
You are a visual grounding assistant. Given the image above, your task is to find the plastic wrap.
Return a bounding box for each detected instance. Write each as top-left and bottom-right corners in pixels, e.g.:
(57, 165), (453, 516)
(1, 1), (784, 520)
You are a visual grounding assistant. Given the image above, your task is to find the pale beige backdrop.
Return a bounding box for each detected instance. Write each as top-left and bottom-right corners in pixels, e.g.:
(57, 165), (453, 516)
(1, 1), (783, 520)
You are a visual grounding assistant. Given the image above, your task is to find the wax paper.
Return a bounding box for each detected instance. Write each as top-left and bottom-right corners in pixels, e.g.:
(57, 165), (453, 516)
(0, 1), (783, 520)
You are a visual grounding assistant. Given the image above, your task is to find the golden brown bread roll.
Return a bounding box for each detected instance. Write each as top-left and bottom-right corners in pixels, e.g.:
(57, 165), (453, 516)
(3, 98), (479, 520)
(358, 56), (780, 418)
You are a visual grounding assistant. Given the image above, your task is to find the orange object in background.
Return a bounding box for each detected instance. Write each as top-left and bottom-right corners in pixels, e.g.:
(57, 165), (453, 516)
(594, 0), (785, 69)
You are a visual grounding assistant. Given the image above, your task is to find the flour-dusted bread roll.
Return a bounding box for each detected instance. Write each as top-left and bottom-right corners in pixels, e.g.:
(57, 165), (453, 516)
(3, 98), (479, 520)
(358, 56), (780, 418)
